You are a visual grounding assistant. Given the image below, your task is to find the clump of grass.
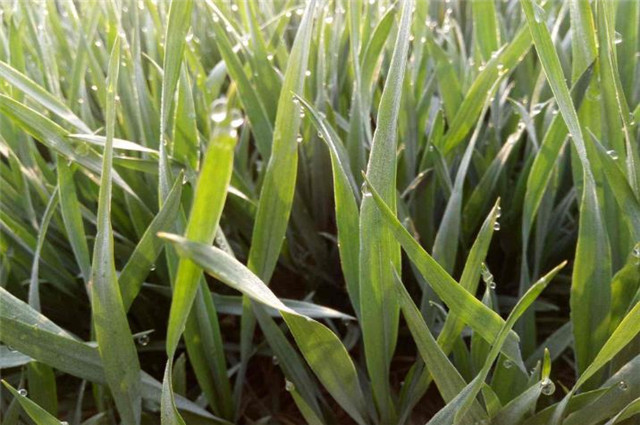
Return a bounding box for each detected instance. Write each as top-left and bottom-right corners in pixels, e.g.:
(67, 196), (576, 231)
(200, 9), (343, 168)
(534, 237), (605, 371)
(0, 0), (639, 424)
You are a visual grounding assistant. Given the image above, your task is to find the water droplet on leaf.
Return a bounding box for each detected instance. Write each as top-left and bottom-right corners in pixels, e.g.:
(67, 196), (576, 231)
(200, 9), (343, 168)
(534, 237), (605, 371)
(137, 334), (150, 346)
(541, 378), (555, 395)
(210, 99), (227, 123)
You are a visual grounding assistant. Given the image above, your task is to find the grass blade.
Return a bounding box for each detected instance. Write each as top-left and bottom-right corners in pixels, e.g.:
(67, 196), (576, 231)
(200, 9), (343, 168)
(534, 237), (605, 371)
(90, 38), (142, 424)
(358, 0), (413, 419)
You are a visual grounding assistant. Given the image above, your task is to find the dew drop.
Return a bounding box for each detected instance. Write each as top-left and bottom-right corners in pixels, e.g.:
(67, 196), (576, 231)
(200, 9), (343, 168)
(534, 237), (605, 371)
(496, 206), (502, 218)
(324, 16), (334, 24)
(489, 281), (496, 290)
(18, 388), (27, 397)
(95, 40), (103, 47)
(633, 244), (640, 258)
(317, 131), (323, 139)
(77, 97), (84, 104)
(150, 264), (157, 271)
(361, 181), (370, 197)
(7, 345), (16, 352)
(272, 356), (279, 365)
(540, 378), (555, 395)
(296, 135), (303, 143)
(493, 221), (501, 231)
(229, 109), (244, 128)
(91, 85), (98, 91)
(182, 174), (188, 185)
(267, 54), (274, 61)
(137, 334), (150, 346)
(210, 99), (227, 123)
(618, 380), (628, 391)
(503, 360), (513, 369)
(607, 150), (619, 160)
(292, 96), (300, 105)
(299, 110), (306, 119)
(517, 121), (526, 131)
(614, 32), (623, 45)
(305, 70), (311, 77)
(231, 4), (238, 12)
(285, 379), (295, 392)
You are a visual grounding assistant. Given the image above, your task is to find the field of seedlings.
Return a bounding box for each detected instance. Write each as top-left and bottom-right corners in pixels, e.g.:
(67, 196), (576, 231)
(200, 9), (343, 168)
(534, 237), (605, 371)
(0, 0), (639, 423)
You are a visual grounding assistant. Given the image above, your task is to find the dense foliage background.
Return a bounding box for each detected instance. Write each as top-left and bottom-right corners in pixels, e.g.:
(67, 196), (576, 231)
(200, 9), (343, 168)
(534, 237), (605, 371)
(0, 0), (639, 424)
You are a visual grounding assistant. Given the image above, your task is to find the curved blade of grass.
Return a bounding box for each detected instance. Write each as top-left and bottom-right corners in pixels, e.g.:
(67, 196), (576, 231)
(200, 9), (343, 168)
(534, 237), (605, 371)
(0, 60), (91, 133)
(158, 0), (193, 203)
(603, 398), (640, 425)
(295, 94), (361, 314)
(0, 95), (135, 197)
(1, 380), (61, 425)
(160, 233), (370, 425)
(57, 159), (93, 284)
(0, 290), (224, 422)
(428, 262), (565, 424)
(120, 173), (183, 311)
(90, 38), (141, 425)
(562, 355), (640, 425)
(398, 202), (502, 420)
(364, 176), (524, 366)
(522, 0), (611, 377)
(392, 269), (488, 423)
(359, 0), (413, 419)
(442, 27), (532, 154)
(28, 187), (59, 312)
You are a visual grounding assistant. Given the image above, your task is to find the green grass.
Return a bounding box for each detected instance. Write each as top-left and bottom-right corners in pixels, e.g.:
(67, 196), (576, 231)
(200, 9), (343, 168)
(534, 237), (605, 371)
(0, 0), (639, 424)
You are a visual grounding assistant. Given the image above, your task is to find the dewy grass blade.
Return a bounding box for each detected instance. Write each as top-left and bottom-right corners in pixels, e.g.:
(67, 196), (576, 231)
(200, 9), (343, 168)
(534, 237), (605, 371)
(160, 233), (370, 425)
(0, 289), (224, 422)
(0, 60), (91, 133)
(238, 0), (319, 416)
(163, 129), (236, 419)
(295, 94), (361, 315)
(392, 269), (488, 424)
(428, 262), (565, 425)
(89, 38), (142, 425)
(359, 0), (413, 420)
(364, 176), (524, 366)
(1, 380), (61, 425)
(158, 0), (193, 203)
(521, 0), (612, 379)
